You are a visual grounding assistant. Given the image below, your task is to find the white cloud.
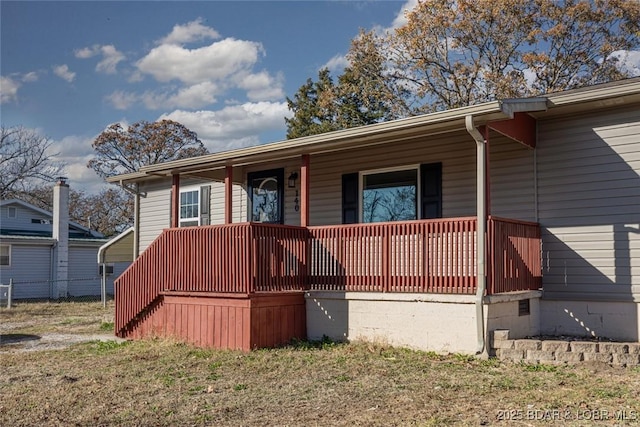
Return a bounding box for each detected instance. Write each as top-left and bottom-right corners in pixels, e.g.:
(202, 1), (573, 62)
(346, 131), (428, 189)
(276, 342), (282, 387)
(136, 38), (264, 84)
(159, 101), (291, 151)
(105, 90), (138, 110)
(96, 45), (126, 74)
(22, 72), (39, 83)
(142, 81), (220, 109)
(0, 76), (20, 103)
(49, 134), (108, 194)
(610, 50), (640, 77)
(53, 64), (76, 82)
(323, 54), (349, 73)
(391, 0), (419, 29)
(158, 18), (220, 45)
(237, 71), (285, 101)
(75, 44), (125, 74)
(74, 46), (96, 59)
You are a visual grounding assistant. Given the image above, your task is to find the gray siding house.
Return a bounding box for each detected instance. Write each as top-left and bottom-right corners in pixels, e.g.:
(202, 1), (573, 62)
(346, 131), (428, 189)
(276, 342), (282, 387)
(109, 78), (640, 353)
(0, 180), (128, 299)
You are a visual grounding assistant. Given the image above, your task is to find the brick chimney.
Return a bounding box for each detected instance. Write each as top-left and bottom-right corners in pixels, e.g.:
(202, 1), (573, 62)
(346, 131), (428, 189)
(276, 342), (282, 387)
(53, 177), (69, 298)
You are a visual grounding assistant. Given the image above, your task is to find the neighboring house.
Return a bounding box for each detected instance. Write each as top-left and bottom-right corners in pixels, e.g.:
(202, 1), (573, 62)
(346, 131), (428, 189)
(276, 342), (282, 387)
(109, 78), (640, 354)
(0, 179), (129, 299)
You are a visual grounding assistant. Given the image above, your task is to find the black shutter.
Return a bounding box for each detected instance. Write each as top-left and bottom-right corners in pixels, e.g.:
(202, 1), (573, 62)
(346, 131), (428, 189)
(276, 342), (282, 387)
(342, 172), (359, 224)
(420, 162), (442, 219)
(200, 185), (211, 225)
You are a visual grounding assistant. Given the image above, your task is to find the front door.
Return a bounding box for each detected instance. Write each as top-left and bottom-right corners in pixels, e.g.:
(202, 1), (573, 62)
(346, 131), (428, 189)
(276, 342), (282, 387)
(248, 168), (284, 224)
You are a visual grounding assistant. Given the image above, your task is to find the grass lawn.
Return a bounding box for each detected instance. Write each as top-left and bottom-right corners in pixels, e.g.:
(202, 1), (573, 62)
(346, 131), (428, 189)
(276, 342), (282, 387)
(1, 301), (639, 426)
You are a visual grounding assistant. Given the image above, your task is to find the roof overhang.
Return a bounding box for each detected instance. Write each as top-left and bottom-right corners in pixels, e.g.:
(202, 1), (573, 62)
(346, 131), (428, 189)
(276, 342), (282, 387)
(97, 227), (134, 263)
(107, 77), (640, 184)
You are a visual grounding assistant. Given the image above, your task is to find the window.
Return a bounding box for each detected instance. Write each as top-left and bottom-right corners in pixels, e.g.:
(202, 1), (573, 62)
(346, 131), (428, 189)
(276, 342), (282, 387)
(342, 163), (442, 224)
(361, 167), (418, 223)
(99, 264), (114, 276)
(180, 189), (200, 227)
(0, 245), (10, 267)
(7, 207), (17, 219)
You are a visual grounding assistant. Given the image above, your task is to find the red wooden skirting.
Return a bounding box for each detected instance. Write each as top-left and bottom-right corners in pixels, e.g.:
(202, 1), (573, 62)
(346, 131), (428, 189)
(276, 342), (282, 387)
(115, 223), (308, 337)
(488, 216), (542, 294)
(307, 218), (477, 294)
(121, 292), (305, 351)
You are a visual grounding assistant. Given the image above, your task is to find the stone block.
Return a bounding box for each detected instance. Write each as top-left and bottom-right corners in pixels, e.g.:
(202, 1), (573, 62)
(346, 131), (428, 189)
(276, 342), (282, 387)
(555, 352), (584, 363)
(526, 350), (555, 362)
(514, 339), (542, 351)
(497, 348), (525, 361)
(492, 330), (510, 341)
(541, 340), (570, 353)
(598, 343), (628, 354)
(583, 353), (613, 364)
(493, 339), (515, 350)
(627, 344), (640, 355)
(570, 342), (598, 354)
(612, 354), (640, 367)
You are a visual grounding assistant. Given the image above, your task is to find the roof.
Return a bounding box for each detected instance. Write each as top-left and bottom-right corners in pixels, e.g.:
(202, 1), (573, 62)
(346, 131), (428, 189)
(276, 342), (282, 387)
(0, 234), (107, 245)
(0, 198), (103, 238)
(108, 77), (640, 183)
(97, 227), (134, 263)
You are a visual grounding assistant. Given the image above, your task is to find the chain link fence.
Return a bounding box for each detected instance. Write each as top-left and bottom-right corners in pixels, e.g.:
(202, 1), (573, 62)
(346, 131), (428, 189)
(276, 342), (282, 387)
(0, 277), (114, 308)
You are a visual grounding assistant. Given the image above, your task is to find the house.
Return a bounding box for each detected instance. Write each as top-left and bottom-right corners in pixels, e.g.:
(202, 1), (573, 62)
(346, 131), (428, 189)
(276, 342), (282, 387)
(108, 77), (640, 354)
(0, 179), (129, 300)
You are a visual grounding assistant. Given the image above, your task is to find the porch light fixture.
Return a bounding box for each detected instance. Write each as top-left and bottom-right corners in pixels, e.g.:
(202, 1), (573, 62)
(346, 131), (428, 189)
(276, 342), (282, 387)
(288, 172), (298, 188)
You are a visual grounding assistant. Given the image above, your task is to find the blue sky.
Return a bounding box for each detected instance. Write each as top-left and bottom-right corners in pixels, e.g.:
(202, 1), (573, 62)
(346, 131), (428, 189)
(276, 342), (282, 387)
(1, 0), (413, 194)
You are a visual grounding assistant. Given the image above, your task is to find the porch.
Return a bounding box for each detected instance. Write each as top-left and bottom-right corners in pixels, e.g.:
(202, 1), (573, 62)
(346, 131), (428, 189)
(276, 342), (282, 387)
(115, 216), (541, 350)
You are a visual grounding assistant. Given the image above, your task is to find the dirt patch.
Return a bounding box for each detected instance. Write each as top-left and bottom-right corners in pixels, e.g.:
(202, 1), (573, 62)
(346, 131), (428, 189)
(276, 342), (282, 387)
(1, 332), (125, 352)
(0, 300), (121, 352)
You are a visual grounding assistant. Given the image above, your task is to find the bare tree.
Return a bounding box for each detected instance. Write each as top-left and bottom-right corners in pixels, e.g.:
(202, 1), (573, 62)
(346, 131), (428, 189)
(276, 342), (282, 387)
(351, 0), (640, 114)
(23, 185), (132, 237)
(88, 119), (208, 179)
(0, 126), (63, 199)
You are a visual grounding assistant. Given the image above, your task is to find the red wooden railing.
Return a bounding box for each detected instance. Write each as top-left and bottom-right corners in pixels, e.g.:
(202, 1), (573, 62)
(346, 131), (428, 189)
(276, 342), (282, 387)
(115, 223), (308, 336)
(116, 217), (541, 336)
(488, 216), (542, 294)
(308, 218), (477, 294)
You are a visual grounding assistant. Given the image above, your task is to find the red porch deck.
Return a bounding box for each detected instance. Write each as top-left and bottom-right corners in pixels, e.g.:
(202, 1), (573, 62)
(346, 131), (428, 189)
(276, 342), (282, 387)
(115, 217), (541, 349)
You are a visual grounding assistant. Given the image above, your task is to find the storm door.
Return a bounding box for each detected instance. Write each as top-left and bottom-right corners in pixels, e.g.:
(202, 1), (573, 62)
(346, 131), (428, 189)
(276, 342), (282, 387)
(248, 168), (284, 224)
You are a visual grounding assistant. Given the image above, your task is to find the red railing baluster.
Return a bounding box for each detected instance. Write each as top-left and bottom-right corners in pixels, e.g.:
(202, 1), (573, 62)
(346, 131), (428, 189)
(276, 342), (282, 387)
(115, 217), (541, 337)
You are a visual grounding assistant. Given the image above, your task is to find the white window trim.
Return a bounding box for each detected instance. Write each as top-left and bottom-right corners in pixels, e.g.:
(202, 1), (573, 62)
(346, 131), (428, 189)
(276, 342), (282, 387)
(179, 186), (201, 227)
(0, 244), (10, 267)
(359, 164), (421, 222)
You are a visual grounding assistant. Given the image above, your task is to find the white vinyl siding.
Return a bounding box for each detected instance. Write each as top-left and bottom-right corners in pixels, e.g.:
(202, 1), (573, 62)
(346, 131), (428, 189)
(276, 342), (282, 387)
(537, 107), (640, 301)
(138, 179), (172, 253)
(308, 130), (535, 226)
(68, 246), (104, 296)
(208, 181), (247, 224)
(0, 244), (52, 298)
(138, 177), (246, 253)
(1, 203), (53, 234)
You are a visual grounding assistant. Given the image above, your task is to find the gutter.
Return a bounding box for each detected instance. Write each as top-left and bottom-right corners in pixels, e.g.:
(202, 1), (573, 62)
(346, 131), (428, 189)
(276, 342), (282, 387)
(465, 98), (547, 355)
(465, 115), (488, 356)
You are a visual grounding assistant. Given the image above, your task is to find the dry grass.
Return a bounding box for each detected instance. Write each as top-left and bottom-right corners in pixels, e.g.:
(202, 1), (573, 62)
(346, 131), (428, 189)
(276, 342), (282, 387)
(1, 301), (640, 426)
